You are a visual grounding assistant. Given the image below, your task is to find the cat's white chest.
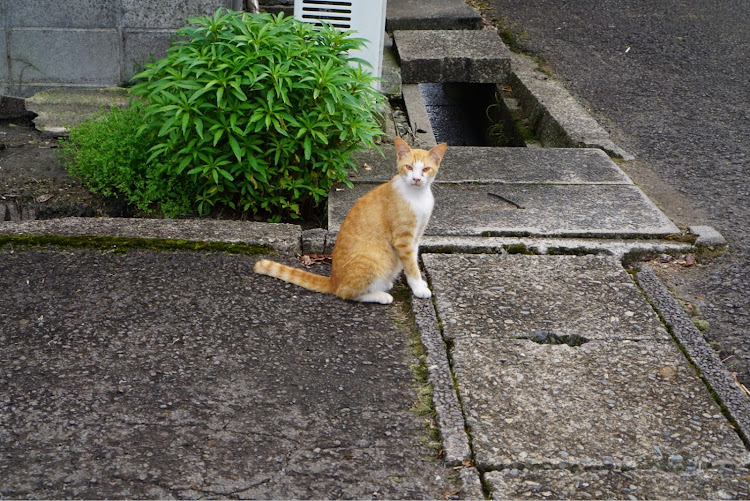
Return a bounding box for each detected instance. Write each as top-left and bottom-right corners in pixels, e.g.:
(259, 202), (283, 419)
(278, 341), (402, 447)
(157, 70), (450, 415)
(396, 181), (434, 231)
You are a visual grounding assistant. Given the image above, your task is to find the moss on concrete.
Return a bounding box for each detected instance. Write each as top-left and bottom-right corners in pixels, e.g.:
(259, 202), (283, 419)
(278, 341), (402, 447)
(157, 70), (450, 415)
(0, 234), (271, 255)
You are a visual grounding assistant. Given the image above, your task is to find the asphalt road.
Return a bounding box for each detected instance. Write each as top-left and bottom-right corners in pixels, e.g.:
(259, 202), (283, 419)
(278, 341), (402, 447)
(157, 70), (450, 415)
(486, 0), (750, 387)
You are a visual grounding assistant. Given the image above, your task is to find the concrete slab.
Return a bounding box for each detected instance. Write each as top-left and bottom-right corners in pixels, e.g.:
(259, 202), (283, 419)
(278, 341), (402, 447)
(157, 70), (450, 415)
(0, 250), (455, 498)
(329, 182), (680, 238)
(386, 0), (482, 32)
(451, 337), (748, 470)
(421, 254), (750, 472)
(350, 145), (632, 184)
(638, 265), (750, 445)
(423, 254), (668, 342)
(25, 87), (130, 134)
(121, 0), (232, 28)
(394, 30), (511, 84)
(122, 29), (175, 81)
(0, 217), (302, 255)
(486, 468), (750, 500)
(340, 146), (676, 239)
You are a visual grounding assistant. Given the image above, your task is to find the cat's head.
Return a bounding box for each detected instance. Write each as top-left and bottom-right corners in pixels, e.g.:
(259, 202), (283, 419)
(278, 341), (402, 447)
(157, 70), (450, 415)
(394, 137), (447, 189)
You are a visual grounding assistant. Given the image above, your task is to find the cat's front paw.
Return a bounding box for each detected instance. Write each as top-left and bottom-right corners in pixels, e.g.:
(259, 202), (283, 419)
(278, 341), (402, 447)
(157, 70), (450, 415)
(408, 278), (432, 299)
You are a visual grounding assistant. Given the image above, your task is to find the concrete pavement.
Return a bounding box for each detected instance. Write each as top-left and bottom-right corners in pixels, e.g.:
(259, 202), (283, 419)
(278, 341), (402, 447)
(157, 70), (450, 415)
(0, 248), (456, 498)
(2, 0), (750, 498)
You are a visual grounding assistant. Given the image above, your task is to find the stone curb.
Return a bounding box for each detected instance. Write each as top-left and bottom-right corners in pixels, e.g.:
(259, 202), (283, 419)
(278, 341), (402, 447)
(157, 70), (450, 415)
(402, 84), (437, 148)
(321, 231), (695, 261)
(411, 296), (472, 466)
(0, 95), (32, 120)
(0, 217), (301, 255)
(637, 264), (750, 447)
(421, 235), (693, 261)
(689, 225), (728, 247)
(508, 52), (635, 161)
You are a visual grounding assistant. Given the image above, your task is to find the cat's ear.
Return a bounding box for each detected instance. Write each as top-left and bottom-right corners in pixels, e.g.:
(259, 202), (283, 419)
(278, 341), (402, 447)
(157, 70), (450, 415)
(429, 143), (447, 164)
(394, 136), (412, 160)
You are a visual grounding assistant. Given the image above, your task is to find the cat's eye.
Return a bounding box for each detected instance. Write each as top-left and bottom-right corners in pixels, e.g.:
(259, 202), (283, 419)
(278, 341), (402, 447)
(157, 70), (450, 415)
(405, 165), (413, 171)
(423, 167), (431, 172)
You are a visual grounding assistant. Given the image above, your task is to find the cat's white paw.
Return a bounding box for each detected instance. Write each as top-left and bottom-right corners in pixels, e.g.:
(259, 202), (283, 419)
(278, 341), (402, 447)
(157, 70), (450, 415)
(357, 291), (394, 304)
(409, 278), (432, 299)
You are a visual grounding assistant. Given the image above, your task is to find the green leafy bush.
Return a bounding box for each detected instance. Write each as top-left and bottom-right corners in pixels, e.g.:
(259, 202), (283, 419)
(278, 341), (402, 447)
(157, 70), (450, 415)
(129, 9), (383, 220)
(60, 104), (147, 200)
(59, 103), (193, 215)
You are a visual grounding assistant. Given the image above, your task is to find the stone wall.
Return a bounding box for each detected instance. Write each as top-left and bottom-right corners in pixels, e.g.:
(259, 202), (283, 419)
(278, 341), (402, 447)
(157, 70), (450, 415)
(258, 0), (293, 16)
(0, 0), (242, 97)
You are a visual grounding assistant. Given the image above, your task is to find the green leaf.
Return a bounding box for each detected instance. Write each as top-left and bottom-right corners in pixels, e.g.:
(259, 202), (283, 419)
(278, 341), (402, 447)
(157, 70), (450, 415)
(177, 155), (192, 174)
(216, 86), (225, 107)
(228, 134), (243, 162)
(213, 128), (224, 146)
(194, 117), (204, 139)
(217, 168), (234, 181)
(181, 113), (190, 135)
(303, 136), (312, 160)
(158, 116), (177, 137)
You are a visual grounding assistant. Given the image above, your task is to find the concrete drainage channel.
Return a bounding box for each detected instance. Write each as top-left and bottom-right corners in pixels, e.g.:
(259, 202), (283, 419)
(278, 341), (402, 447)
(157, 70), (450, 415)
(403, 82), (532, 148)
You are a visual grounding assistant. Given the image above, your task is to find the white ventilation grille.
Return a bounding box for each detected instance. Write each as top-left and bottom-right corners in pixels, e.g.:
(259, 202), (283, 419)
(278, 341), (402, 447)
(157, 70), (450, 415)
(294, 0), (386, 89)
(297, 0), (354, 29)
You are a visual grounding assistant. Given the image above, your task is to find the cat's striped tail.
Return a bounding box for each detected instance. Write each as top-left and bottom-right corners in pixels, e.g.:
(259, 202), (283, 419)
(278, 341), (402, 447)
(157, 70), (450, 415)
(253, 259), (334, 294)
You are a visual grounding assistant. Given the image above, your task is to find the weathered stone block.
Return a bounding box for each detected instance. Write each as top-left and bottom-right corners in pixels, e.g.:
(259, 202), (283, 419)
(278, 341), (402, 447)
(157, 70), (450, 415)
(386, 0), (481, 32)
(123, 29), (176, 80)
(25, 87), (130, 134)
(10, 28), (120, 87)
(349, 146), (631, 185)
(0, 218), (303, 255)
(10, 1), (118, 28)
(394, 30), (511, 84)
(453, 337), (747, 470)
(424, 254), (668, 342)
(122, 0), (233, 28)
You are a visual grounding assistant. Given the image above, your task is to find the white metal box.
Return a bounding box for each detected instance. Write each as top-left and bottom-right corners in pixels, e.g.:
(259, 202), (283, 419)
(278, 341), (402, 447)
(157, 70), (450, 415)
(294, 0), (387, 89)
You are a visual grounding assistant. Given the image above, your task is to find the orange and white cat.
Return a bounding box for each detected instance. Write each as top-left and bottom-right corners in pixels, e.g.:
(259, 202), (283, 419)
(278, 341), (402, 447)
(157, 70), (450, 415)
(254, 137), (447, 304)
